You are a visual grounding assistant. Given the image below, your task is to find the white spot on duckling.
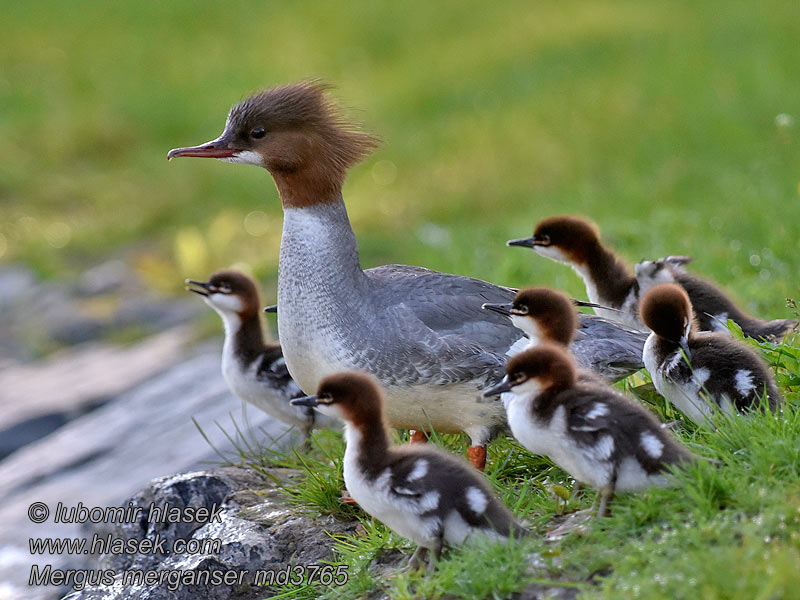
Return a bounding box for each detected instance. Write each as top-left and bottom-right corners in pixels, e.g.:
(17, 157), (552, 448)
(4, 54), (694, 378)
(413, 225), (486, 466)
(407, 459), (429, 481)
(640, 432), (664, 459)
(585, 403), (609, 420)
(594, 435), (615, 460)
(735, 370), (755, 396)
(692, 367), (710, 387)
(465, 487), (488, 515)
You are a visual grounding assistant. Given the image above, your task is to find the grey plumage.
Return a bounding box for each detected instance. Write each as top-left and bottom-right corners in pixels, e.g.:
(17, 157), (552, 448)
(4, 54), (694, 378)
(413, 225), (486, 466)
(572, 316), (648, 381)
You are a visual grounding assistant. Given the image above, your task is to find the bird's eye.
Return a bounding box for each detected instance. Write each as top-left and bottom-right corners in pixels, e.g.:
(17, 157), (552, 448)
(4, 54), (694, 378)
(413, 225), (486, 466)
(250, 127), (266, 139)
(513, 305), (530, 315)
(514, 373), (527, 385)
(537, 234), (550, 245)
(219, 283), (232, 293)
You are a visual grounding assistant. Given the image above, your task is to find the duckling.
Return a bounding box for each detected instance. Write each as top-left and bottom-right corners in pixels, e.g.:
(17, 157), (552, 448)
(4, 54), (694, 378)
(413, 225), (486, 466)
(484, 344), (697, 517)
(291, 372), (525, 569)
(640, 283), (780, 426)
(508, 214), (796, 341)
(483, 287), (646, 382)
(507, 216), (644, 330)
(635, 258), (797, 341)
(186, 270), (338, 438)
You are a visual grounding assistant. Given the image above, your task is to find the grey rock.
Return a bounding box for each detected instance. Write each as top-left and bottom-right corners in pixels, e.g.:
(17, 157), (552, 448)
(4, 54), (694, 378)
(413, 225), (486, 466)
(76, 261), (134, 298)
(113, 297), (203, 332)
(0, 350), (300, 600)
(60, 467), (358, 600)
(0, 326), (192, 438)
(0, 265), (37, 313)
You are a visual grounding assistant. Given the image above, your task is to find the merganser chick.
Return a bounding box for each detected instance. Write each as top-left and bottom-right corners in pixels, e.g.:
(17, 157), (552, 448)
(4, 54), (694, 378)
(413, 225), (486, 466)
(186, 270), (337, 437)
(290, 372), (524, 569)
(508, 216), (644, 330)
(483, 344), (696, 517)
(483, 288), (646, 382)
(639, 283), (780, 426)
(635, 257), (797, 341)
(168, 82), (647, 470)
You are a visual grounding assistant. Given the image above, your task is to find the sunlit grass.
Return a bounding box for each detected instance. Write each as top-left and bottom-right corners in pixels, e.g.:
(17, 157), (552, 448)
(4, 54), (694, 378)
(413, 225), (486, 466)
(1, 1), (798, 324)
(217, 332), (800, 599)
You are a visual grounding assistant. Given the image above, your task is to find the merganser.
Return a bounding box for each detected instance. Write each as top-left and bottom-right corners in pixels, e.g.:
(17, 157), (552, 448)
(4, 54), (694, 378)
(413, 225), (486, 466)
(507, 216), (644, 330)
(483, 344), (696, 517)
(290, 371), (524, 569)
(186, 270), (337, 437)
(635, 257), (797, 341)
(482, 287), (645, 382)
(639, 283), (781, 426)
(167, 81), (646, 469)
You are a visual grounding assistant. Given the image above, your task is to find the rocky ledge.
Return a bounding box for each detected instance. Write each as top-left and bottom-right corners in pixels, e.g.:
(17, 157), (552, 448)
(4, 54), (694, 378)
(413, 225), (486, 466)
(57, 467), (359, 600)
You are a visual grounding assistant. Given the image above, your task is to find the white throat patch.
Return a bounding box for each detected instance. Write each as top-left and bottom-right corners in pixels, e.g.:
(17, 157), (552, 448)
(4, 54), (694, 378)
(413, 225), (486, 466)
(220, 150), (263, 166)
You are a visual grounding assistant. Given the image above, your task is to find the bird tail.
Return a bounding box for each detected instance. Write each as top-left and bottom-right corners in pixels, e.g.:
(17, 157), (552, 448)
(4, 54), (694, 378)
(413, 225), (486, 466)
(746, 318), (797, 342)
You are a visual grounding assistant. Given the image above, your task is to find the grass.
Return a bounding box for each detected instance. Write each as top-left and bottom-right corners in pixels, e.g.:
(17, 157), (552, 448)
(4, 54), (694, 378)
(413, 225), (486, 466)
(2, 1), (798, 325)
(223, 332), (799, 599)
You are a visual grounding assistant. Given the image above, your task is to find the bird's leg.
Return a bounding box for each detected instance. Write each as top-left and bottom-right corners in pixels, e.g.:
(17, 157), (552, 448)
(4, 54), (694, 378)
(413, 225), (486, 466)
(299, 424), (314, 453)
(407, 546), (428, 571)
(428, 538), (443, 572)
(570, 481), (582, 500)
(299, 410), (316, 452)
(338, 489), (358, 505)
(467, 445), (487, 471)
(409, 430), (429, 444)
(596, 472), (617, 518)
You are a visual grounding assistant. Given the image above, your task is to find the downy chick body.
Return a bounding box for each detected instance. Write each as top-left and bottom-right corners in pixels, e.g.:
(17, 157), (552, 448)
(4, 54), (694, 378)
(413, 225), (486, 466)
(482, 287), (615, 384)
(508, 216), (644, 330)
(291, 372), (524, 569)
(484, 344), (697, 516)
(640, 283), (780, 426)
(635, 257), (797, 341)
(186, 270), (337, 437)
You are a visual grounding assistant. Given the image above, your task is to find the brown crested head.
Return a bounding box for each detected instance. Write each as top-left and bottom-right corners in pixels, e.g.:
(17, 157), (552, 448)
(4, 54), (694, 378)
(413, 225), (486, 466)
(529, 215), (601, 265)
(185, 270), (260, 319)
(639, 283), (693, 342)
(168, 81), (380, 208)
(505, 343), (576, 391)
(313, 371), (385, 428)
(512, 287), (578, 346)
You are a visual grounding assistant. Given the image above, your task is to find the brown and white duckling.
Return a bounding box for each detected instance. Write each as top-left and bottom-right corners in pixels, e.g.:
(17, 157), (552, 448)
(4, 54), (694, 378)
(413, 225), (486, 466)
(508, 214), (796, 342)
(484, 344), (696, 517)
(635, 257), (797, 341)
(186, 270), (338, 437)
(483, 287), (646, 382)
(508, 216), (644, 330)
(291, 372), (525, 569)
(640, 283), (781, 426)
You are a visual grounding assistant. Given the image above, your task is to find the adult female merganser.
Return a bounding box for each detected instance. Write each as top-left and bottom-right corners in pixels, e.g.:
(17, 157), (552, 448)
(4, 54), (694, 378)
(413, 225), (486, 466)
(635, 257), (797, 341)
(639, 283), (781, 426)
(291, 371), (524, 569)
(482, 287), (645, 382)
(509, 215), (796, 341)
(168, 81), (646, 469)
(484, 344), (696, 517)
(186, 270), (337, 437)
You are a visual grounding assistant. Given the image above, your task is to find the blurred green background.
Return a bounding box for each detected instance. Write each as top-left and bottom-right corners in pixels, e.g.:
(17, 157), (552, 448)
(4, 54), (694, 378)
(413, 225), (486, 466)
(2, 0), (798, 318)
